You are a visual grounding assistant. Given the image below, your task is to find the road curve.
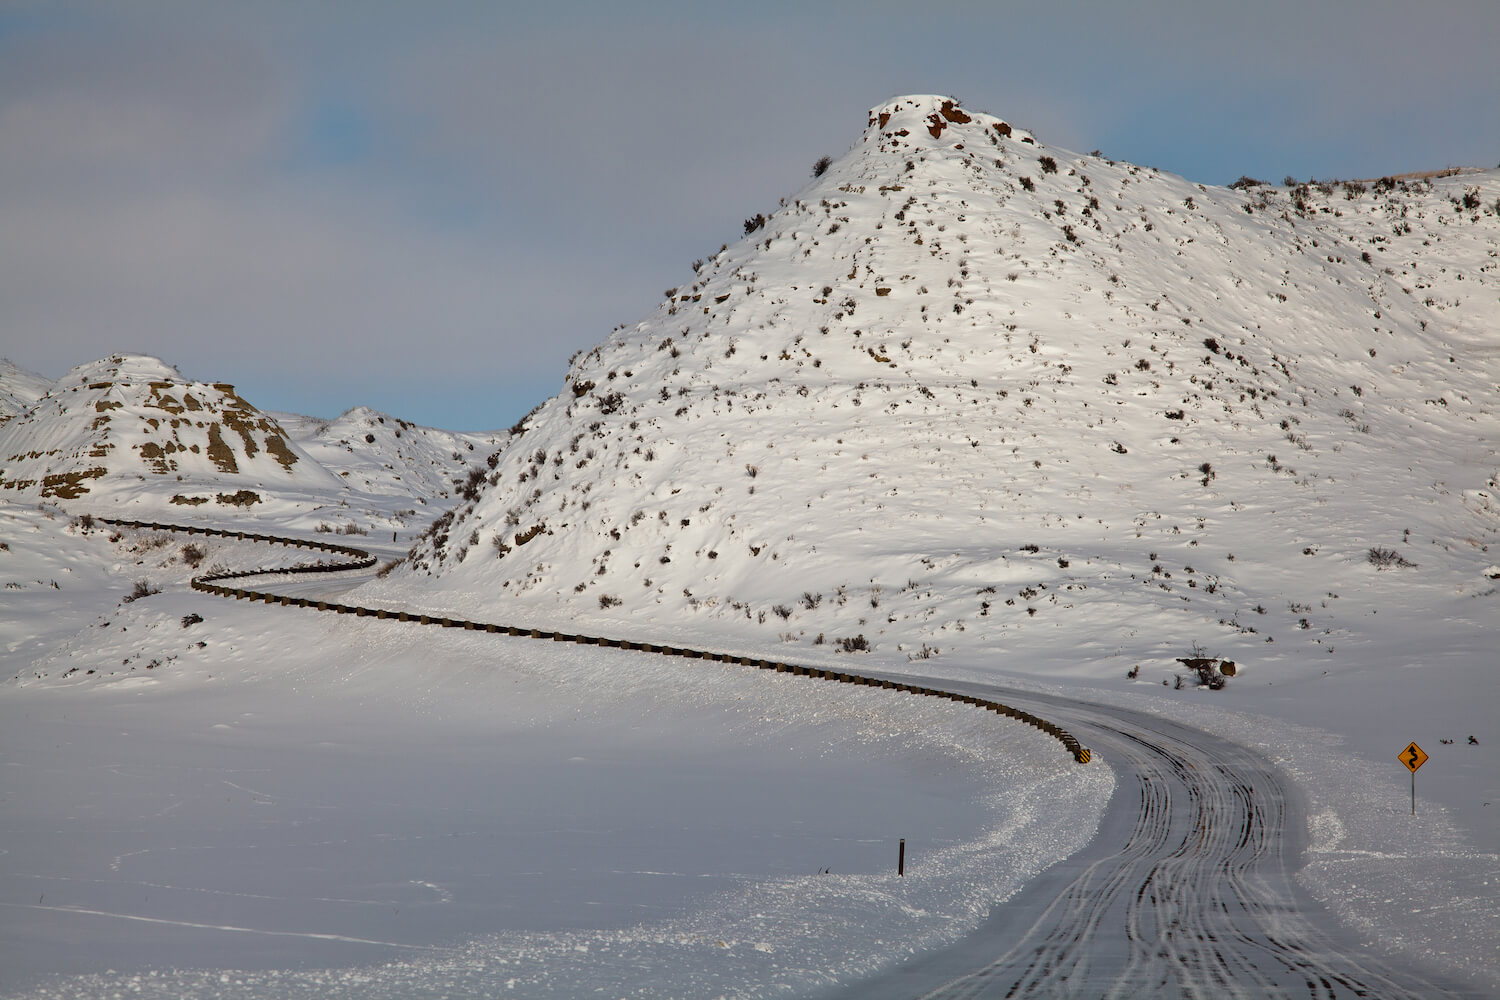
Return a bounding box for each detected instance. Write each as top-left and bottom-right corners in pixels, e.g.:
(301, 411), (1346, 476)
(97, 519), (1094, 763)
(834, 686), (1477, 1000)
(102, 519), (1477, 998)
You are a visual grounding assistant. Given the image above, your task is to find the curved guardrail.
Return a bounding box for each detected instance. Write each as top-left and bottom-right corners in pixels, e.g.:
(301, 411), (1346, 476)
(101, 517), (1092, 764)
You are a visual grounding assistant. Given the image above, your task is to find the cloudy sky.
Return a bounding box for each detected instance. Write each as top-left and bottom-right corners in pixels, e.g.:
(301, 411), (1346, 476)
(3, 1), (1496, 430)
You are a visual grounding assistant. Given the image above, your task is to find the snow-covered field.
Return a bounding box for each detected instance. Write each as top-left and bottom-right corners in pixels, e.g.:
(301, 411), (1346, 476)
(2, 93), (1497, 996)
(1, 506), (1111, 998)
(3, 503), (1494, 996)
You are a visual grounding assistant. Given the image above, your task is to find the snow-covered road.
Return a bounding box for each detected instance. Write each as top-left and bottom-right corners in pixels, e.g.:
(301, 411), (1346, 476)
(837, 689), (1479, 999)
(141, 527), (1499, 997)
(189, 536), (1488, 997)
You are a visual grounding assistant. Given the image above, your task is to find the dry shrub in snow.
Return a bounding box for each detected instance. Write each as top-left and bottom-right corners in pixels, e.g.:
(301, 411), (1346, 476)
(1368, 547), (1416, 570)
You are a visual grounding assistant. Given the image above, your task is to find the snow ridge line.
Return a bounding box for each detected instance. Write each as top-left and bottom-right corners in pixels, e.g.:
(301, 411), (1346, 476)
(100, 517), (1092, 763)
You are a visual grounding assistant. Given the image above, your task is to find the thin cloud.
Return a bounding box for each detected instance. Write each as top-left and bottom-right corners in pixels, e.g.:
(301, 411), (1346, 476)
(1, 2), (1495, 429)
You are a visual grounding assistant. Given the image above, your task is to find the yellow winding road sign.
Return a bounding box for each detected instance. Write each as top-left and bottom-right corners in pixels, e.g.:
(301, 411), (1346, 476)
(1398, 742), (1428, 773)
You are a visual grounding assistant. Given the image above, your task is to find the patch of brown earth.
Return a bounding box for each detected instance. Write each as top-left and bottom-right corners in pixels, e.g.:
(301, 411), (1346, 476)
(40, 467), (106, 500)
(939, 100), (971, 124)
(205, 423), (238, 474)
(138, 441), (173, 474)
(264, 433), (299, 471)
(216, 489), (260, 507)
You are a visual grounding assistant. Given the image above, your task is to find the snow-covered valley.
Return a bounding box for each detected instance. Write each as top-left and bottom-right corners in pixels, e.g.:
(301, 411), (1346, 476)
(2, 94), (1497, 996)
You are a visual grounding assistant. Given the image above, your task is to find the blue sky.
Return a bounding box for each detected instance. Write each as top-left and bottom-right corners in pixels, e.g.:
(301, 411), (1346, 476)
(3, 1), (1496, 430)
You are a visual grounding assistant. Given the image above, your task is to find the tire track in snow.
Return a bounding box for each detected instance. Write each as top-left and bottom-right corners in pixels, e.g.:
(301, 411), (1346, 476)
(881, 696), (1474, 999)
(0, 901), (449, 952)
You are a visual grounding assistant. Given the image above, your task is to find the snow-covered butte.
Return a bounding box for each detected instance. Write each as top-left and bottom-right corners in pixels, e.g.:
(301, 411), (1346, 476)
(0, 354), (341, 505)
(376, 94), (1499, 687)
(0, 355), (505, 530)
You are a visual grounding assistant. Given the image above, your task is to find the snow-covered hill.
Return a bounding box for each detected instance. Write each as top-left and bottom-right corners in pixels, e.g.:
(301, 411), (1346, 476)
(0, 359), (54, 425)
(0, 355), (507, 532)
(0, 354), (343, 507)
(274, 405), (505, 520)
(378, 94), (1499, 683)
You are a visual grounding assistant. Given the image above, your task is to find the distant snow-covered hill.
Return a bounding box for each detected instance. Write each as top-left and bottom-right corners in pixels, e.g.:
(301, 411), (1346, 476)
(376, 94), (1499, 682)
(0, 355), (506, 530)
(275, 405), (505, 518)
(0, 358), (54, 425)
(0, 354), (342, 507)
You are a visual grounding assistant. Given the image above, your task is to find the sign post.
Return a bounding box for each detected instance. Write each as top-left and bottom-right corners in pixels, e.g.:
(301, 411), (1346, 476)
(1398, 741), (1428, 815)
